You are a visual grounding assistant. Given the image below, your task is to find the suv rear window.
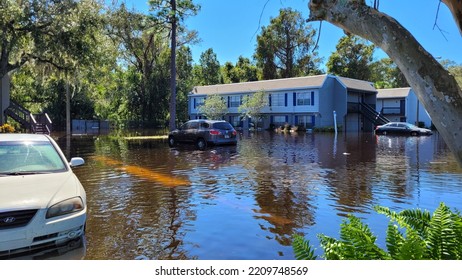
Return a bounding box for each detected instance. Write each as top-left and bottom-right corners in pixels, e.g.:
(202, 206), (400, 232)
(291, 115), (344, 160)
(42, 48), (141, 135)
(213, 122), (234, 130)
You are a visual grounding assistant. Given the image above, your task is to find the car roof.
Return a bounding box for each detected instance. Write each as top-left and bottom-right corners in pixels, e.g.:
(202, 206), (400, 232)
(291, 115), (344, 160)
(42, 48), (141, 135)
(0, 133), (51, 142)
(189, 119), (227, 123)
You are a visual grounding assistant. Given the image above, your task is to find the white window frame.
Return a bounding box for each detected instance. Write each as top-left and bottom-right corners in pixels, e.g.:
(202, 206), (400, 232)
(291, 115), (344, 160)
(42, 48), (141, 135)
(296, 92), (311, 106)
(271, 93), (285, 107)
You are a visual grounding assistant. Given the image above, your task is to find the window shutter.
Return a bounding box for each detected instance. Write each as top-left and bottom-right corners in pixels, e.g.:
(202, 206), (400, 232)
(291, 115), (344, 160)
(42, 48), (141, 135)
(294, 116), (298, 125)
(293, 92), (296, 106)
(193, 98), (196, 109)
(227, 96), (230, 108)
(269, 94), (272, 106)
(311, 115), (316, 126)
(270, 116), (274, 124)
(285, 93), (288, 107)
(285, 115), (288, 123)
(311, 91), (315, 106)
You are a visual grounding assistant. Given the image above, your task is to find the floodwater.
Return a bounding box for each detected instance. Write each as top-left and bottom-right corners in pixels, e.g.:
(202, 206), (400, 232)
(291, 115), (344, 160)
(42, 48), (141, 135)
(53, 131), (462, 259)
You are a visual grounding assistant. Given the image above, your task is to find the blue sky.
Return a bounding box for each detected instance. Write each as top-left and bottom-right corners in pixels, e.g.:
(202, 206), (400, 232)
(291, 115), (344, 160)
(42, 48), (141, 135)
(126, 0), (462, 69)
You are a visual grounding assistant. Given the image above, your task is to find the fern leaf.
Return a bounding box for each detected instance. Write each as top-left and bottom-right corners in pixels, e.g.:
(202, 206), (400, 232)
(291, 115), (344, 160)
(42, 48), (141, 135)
(385, 223), (404, 258)
(292, 235), (316, 260)
(427, 203), (457, 259)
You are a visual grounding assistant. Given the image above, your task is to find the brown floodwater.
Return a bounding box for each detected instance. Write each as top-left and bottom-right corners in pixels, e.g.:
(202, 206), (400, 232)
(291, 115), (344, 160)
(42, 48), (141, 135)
(50, 131), (462, 259)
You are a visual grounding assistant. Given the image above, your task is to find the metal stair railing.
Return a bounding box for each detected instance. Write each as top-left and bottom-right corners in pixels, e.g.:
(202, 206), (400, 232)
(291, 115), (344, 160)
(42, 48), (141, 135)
(360, 102), (390, 126)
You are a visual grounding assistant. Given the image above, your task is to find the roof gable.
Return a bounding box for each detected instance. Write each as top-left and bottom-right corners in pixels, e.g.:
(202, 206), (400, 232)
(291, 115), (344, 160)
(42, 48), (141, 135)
(336, 77), (377, 92)
(377, 87), (412, 99)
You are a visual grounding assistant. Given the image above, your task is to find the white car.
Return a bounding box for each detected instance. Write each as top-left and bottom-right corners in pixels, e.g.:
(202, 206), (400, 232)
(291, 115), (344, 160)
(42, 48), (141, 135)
(0, 134), (86, 258)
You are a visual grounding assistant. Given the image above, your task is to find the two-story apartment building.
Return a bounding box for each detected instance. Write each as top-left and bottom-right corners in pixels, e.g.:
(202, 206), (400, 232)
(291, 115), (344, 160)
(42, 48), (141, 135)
(376, 87), (432, 128)
(189, 74), (383, 132)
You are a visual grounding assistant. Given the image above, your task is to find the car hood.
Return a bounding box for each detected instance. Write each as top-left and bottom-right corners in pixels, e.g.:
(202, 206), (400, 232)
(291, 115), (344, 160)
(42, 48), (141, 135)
(0, 172), (82, 210)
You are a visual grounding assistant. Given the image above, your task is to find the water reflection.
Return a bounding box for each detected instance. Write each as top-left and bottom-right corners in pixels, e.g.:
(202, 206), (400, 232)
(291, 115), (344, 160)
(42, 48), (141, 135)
(40, 131), (462, 259)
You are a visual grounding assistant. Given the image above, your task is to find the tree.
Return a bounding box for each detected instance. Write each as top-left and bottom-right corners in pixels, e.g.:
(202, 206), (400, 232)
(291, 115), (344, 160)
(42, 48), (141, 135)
(195, 48), (221, 85)
(370, 58), (409, 89)
(176, 46), (195, 123)
(149, 0), (200, 131)
(197, 94), (227, 120)
(255, 8), (322, 79)
(0, 0), (104, 126)
(326, 35), (375, 81)
(221, 56), (258, 84)
(238, 91), (268, 128)
(108, 4), (169, 127)
(307, 0), (462, 166)
(441, 59), (462, 88)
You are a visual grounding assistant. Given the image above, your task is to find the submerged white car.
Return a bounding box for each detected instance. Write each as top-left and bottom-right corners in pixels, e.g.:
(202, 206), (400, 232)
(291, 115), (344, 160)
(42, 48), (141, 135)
(0, 134), (86, 258)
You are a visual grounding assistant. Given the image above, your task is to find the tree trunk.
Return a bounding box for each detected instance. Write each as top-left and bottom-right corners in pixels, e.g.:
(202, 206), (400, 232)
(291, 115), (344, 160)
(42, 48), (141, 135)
(308, 0), (462, 166)
(169, 0), (177, 131)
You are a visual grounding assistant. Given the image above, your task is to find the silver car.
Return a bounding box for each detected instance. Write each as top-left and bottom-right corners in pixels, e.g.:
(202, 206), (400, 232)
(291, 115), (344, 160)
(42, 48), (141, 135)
(168, 120), (237, 150)
(375, 122), (433, 136)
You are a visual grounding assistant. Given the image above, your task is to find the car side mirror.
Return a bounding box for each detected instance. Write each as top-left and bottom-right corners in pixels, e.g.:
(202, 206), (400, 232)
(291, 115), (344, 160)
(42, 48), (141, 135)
(70, 157), (85, 167)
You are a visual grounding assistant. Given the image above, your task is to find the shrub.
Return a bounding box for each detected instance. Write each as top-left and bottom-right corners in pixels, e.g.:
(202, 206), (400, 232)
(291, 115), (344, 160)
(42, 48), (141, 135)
(293, 202), (462, 260)
(0, 123), (15, 133)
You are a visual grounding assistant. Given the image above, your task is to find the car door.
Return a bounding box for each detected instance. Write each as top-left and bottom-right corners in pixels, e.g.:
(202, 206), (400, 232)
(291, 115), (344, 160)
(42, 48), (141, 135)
(176, 122), (191, 142)
(396, 123), (409, 135)
(183, 121), (199, 143)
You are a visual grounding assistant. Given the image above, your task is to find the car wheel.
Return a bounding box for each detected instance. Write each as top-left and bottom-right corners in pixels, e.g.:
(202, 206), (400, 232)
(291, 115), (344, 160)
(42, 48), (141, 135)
(196, 138), (207, 150)
(382, 131), (387, 135)
(411, 131), (418, 136)
(168, 136), (176, 147)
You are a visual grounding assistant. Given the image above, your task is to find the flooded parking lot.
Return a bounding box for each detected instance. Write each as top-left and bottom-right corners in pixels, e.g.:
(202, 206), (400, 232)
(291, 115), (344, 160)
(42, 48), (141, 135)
(53, 131), (462, 259)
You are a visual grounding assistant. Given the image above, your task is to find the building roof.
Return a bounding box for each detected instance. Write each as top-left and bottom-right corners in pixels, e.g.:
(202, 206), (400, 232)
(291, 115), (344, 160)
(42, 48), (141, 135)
(337, 77), (377, 92)
(377, 87), (412, 99)
(190, 74), (376, 95)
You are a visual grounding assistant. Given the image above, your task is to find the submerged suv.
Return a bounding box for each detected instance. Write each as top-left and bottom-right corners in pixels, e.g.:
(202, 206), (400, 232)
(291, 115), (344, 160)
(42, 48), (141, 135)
(168, 120), (237, 150)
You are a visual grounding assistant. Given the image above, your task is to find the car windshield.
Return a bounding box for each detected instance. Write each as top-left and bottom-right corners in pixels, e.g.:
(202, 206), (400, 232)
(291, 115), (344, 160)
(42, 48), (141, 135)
(0, 141), (67, 175)
(213, 122), (234, 130)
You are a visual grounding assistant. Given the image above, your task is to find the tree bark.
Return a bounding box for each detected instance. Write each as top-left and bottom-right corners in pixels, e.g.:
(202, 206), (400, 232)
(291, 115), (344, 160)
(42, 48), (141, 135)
(442, 0), (462, 35)
(169, 0), (177, 131)
(308, 0), (462, 165)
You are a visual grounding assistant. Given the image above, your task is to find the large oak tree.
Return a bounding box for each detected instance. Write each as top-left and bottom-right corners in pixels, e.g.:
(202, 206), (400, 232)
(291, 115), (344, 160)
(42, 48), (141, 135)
(308, 0), (462, 165)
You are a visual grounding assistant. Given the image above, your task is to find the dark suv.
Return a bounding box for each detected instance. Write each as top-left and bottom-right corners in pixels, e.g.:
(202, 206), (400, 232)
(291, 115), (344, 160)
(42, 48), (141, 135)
(168, 120), (237, 150)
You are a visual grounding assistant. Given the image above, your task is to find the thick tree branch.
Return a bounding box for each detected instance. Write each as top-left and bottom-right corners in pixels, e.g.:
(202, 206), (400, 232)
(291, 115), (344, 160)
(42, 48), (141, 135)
(308, 0), (462, 165)
(442, 0), (462, 35)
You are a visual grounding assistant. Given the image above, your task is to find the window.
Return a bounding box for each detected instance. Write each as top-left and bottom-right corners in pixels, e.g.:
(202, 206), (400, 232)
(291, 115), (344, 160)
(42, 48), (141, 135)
(272, 116), (286, 126)
(297, 92), (311, 106)
(296, 115), (315, 129)
(229, 96), (240, 107)
(271, 93), (285, 107)
(195, 97), (205, 108)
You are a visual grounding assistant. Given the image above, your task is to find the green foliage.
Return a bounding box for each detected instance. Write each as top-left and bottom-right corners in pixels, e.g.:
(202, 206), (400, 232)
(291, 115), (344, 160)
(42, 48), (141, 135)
(195, 48), (221, 85)
(255, 8), (322, 79)
(370, 58), (409, 89)
(238, 91), (268, 126)
(0, 0), (105, 78)
(293, 203), (462, 260)
(327, 35), (375, 81)
(221, 56), (258, 84)
(292, 235), (316, 260)
(440, 59), (462, 88)
(197, 94), (227, 120)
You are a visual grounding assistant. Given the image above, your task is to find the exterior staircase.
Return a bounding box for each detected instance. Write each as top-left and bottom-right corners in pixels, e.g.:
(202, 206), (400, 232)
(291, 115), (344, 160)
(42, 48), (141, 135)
(359, 102), (390, 126)
(4, 100), (52, 134)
